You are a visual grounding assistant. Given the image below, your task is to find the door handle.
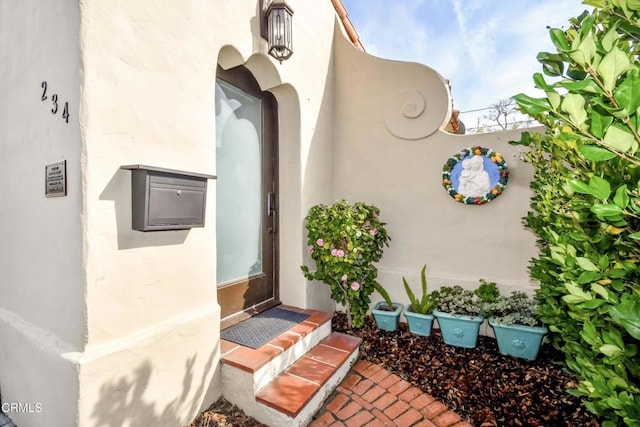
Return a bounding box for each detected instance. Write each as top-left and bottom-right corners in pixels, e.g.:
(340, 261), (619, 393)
(267, 192), (277, 216)
(267, 192), (278, 233)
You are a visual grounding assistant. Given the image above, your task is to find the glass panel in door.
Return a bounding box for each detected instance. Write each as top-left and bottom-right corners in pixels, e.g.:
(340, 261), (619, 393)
(215, 67), (279, 328)
(216, 80), (263, 284)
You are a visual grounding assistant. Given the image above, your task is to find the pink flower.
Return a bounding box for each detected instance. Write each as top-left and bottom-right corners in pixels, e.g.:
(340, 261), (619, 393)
(341, 274), (348, 281)
(370, 227), (377, 236)
(331, 249), (345, 257)
(350, 282), (360, 291)
(316, 238), (324, 247)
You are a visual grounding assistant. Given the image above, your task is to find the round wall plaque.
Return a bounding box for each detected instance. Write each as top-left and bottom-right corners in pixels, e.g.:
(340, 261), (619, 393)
(442, 146), (509, 205)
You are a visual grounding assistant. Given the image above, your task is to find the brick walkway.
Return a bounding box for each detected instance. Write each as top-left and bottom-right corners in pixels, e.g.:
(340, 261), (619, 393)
(309, 360), (472, 427)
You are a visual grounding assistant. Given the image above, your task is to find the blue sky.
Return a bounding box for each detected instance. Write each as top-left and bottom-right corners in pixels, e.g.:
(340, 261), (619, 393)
(340, 0), (592, 131)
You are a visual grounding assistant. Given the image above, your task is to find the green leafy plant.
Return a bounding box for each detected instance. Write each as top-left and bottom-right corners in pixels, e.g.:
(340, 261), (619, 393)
(301, 200), (390, 328)
(403, 265), (437, 315)
(434, 279), (500, 317)
(374, 282), (395, 311)
(475, 279), (500, 304)
(486, 291), (543, 327)
(511, 2), (640, 424)
(434, 285), (482, 317)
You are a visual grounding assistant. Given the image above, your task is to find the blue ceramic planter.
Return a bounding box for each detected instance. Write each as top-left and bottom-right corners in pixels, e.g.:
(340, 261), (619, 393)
(372, 302), (404, 331)
(404, 308), (435, 337)
(433, 309), (484, 348)
(489, 319), (548, 361)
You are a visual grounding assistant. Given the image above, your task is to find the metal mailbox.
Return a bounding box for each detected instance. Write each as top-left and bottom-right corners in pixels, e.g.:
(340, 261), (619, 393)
(121, 165), (216, 231)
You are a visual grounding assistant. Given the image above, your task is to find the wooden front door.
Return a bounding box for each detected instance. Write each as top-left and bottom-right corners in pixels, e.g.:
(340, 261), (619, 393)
(215, 66), (279, 329)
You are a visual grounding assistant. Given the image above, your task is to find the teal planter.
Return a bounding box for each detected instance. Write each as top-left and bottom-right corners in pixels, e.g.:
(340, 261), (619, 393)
(433, 309), (484, 348)
(489, 319), (548, 361)
(404, 307), (435, 336)
(372, 302), (403, 331)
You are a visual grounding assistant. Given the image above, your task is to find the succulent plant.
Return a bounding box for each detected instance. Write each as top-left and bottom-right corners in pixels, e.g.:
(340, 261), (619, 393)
(475, 279), (500, 304)
(434, 279), (501, 317)
(403, 265), (437, 315)
(434, 285), (483, 316)
(486, 291), (542, 327)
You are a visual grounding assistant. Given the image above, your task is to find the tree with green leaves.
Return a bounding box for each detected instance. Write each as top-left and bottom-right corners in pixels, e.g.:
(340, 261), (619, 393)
(512, 1), (640, 425)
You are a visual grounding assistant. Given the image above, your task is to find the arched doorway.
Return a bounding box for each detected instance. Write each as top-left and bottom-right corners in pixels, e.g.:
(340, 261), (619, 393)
(215, 65), (279, 329)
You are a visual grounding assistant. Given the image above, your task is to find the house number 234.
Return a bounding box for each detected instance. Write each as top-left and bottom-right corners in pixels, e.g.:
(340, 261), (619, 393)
(40, 81), (70, 124)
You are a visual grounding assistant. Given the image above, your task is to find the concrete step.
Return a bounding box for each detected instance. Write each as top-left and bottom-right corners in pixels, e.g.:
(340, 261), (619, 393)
(255, 332), (362, 426)
(220, 308), (362, 426)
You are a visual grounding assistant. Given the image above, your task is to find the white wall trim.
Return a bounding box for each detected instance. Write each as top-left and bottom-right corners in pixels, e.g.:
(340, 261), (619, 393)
(0, 303), (220, 364)
(0, 308), (77, 358)
(73, 303), (220, 364)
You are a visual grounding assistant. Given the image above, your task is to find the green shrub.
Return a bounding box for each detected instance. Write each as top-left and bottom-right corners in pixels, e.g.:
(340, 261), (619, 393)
(301, 200), (390, 328)
(513, 2), (640, 424)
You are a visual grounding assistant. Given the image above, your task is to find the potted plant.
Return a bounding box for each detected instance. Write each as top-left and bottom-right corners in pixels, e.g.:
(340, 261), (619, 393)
(402, 265), (437, 336)
(371, 283), (403, 332)
(301, 200), (391, 328)
(432, 280), (498, 348)
(486, 291), (548, 361)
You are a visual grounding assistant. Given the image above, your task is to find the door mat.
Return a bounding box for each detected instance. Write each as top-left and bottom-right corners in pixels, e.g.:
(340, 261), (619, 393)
(221, 307), (310, 349)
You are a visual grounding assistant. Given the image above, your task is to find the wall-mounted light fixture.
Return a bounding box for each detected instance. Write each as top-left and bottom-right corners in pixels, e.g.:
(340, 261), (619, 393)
(261, 0), (294, 63)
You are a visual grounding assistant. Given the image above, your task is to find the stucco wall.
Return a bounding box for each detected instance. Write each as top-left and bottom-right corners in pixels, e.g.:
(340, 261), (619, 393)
(1, 0), (340, 425)
(0, 1), (83, 425)
(332, 30), (539, 309)
(79, 0), (224, 423)
(81, 0), (338, 349)
(77, 0), (339, 425)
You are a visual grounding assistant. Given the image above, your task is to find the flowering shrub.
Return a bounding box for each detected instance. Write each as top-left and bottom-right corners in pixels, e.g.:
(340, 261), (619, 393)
(301, 200), (390, 328)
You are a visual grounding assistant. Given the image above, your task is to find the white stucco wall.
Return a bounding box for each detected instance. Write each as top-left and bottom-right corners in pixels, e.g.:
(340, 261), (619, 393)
(332, 30), (539, 308)
(77, 0), (338, 425)
(0, 1), (83, 425)
(1, 0), (340, 425)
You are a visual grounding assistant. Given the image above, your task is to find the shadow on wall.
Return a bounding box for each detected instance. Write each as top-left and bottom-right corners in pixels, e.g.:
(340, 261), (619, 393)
(91, 350), (217, 427)
(99, 169), (189, 250)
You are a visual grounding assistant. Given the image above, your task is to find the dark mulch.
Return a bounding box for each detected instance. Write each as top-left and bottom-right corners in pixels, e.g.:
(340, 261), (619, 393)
(186, 397), (266, 427)
(333, 312), (600, 427)
(187, 312), (601, 427)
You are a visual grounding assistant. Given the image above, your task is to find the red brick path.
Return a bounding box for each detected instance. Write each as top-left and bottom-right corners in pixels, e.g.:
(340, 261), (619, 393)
(309, 360), (473, 427)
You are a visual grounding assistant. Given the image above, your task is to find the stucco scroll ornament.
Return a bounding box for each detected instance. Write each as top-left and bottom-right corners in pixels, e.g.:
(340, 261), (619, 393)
(442, 146), (509, 205)
(384, 90), (443, 140)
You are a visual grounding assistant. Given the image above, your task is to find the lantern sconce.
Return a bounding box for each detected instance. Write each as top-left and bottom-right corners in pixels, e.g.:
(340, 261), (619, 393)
(260, 0), (294, 63)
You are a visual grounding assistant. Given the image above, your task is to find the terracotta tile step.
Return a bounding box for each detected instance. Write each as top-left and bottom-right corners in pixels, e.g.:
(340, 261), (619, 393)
(220, 308), (333, 373)
(255, 332), (362, 418)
